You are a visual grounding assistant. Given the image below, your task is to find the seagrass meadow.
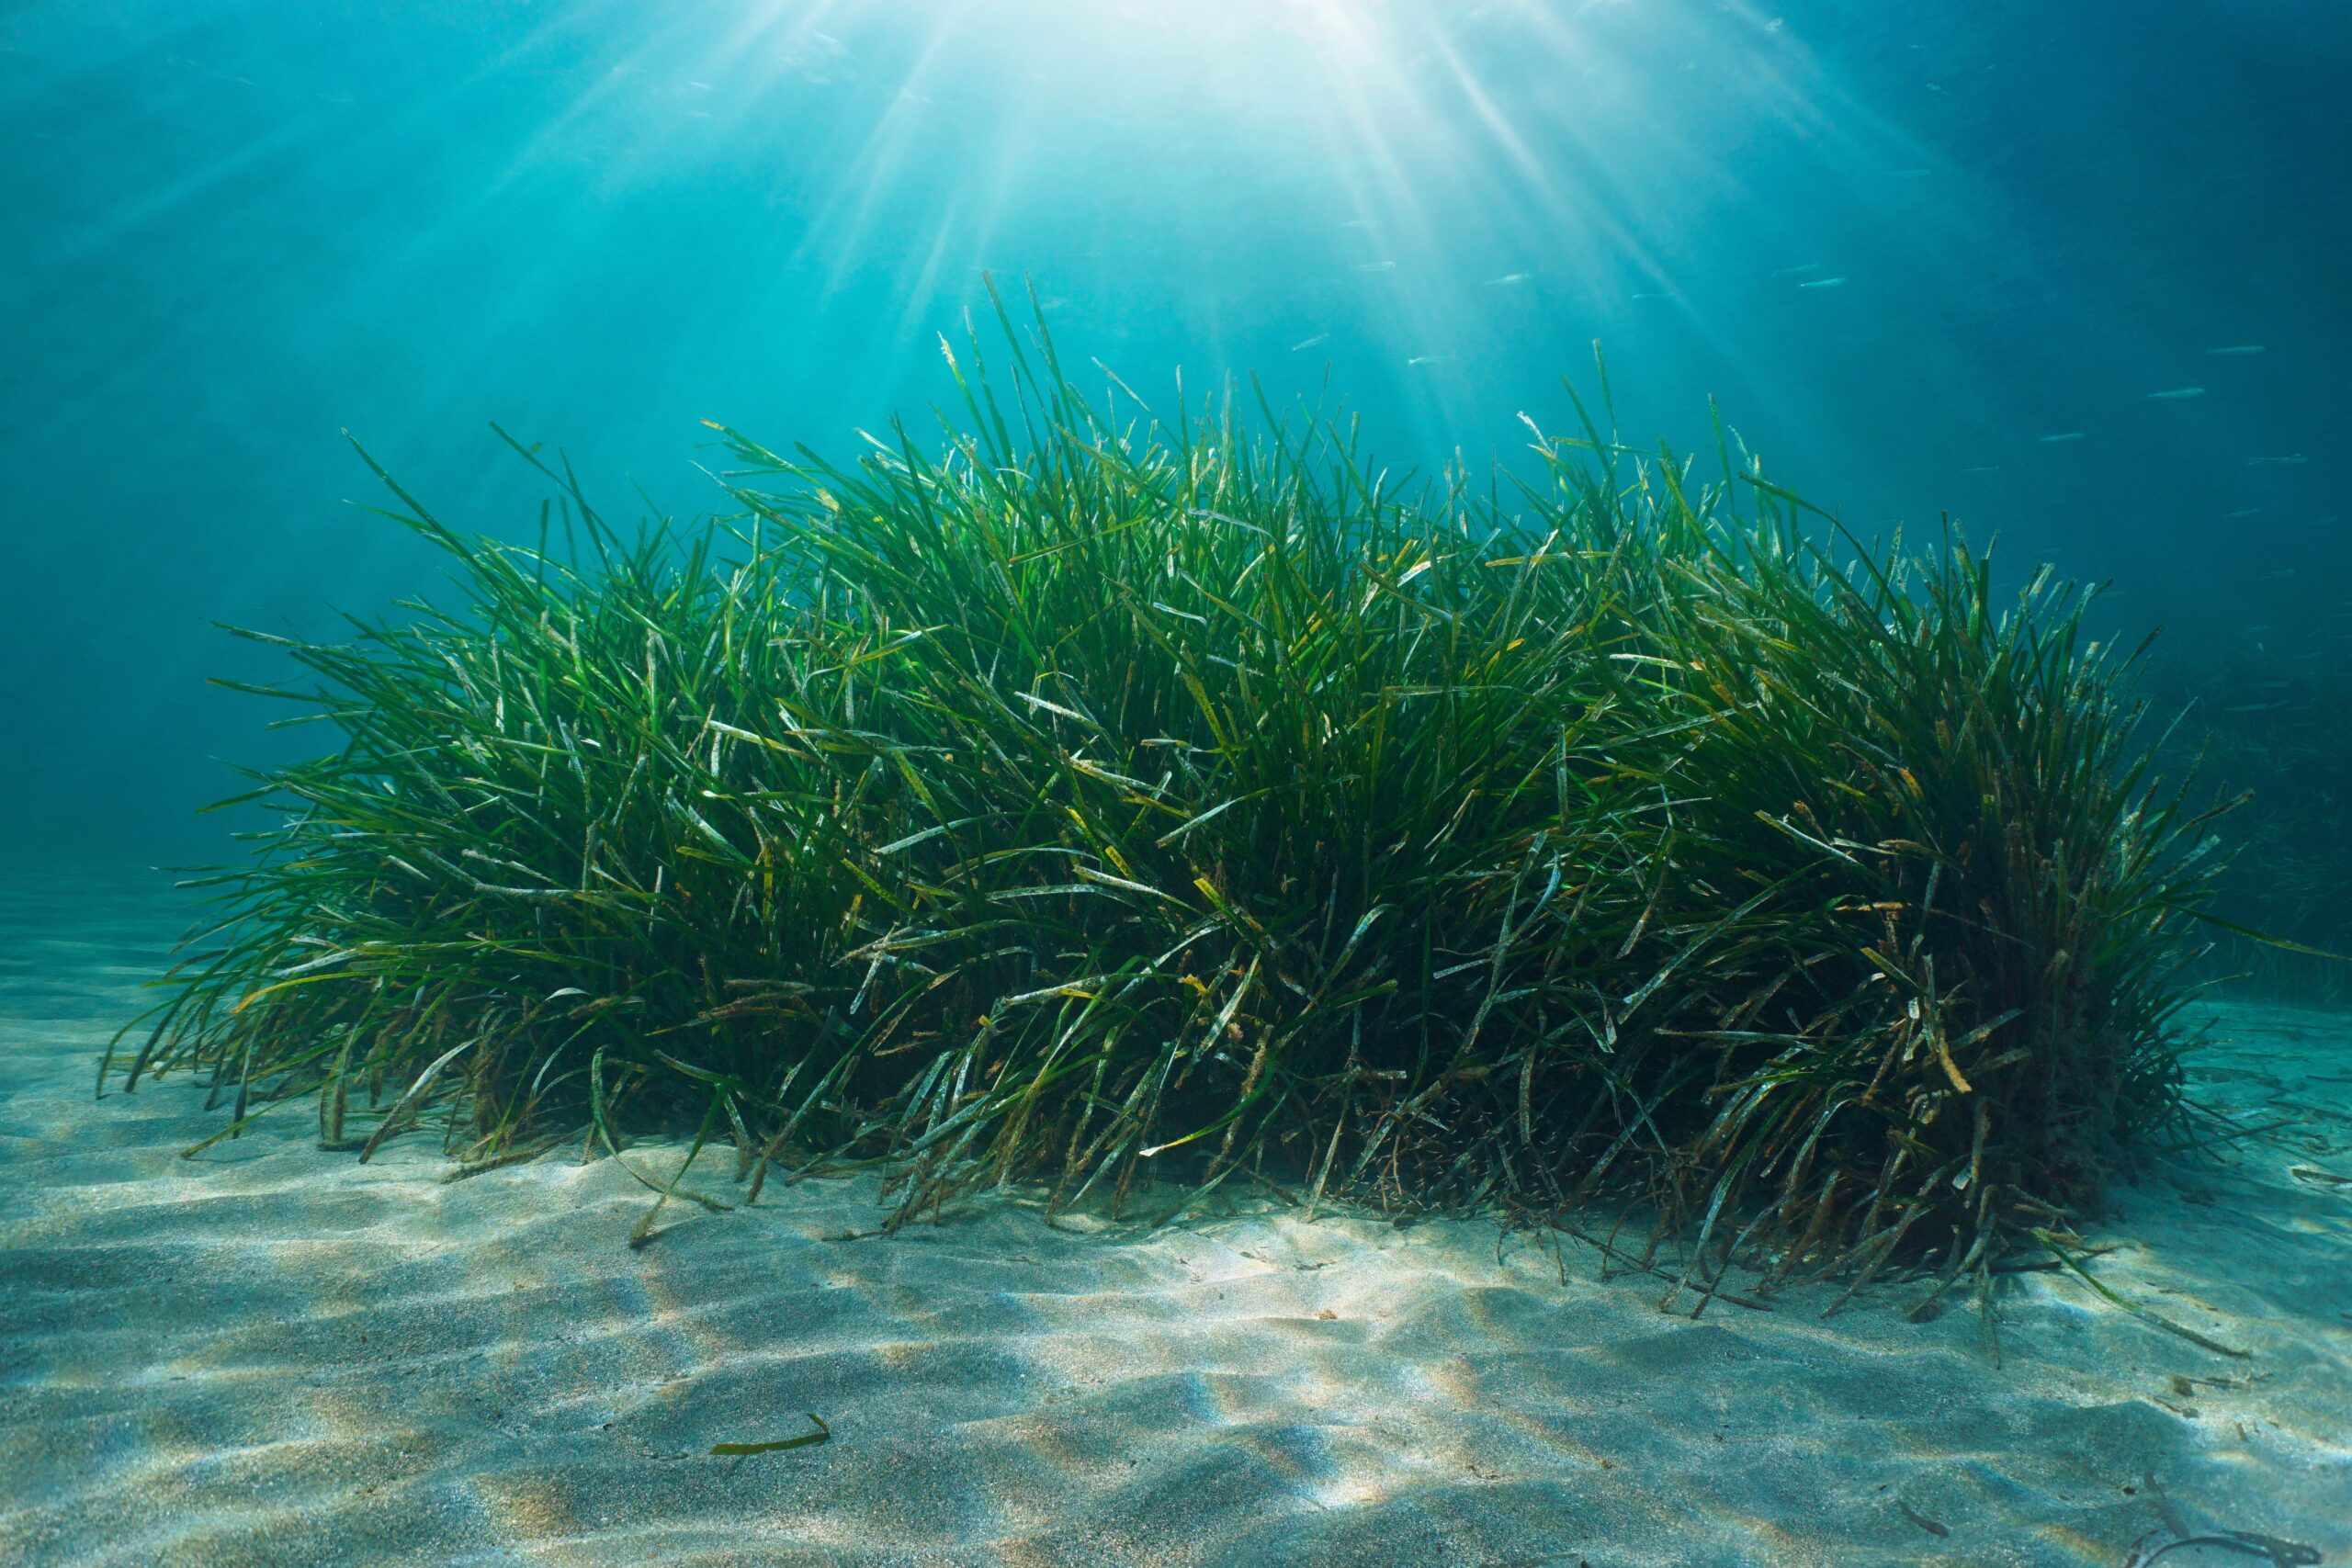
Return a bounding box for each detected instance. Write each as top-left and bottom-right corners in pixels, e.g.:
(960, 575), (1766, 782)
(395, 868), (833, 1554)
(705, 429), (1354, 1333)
(15, 6), (2352, 1563)
(109, 303), (2245, 1318)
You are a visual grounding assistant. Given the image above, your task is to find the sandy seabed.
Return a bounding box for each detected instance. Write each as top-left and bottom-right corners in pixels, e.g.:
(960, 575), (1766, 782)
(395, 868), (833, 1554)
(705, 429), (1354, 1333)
(1, 872), (2346, 1568)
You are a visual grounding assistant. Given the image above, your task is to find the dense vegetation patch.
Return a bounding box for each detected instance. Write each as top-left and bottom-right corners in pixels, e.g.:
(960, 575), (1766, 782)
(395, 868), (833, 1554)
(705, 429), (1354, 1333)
(114, 300), (2238, 1313)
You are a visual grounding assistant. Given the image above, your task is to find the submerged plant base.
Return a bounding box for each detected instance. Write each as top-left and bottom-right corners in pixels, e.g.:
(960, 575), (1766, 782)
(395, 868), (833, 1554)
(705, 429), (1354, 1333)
(113, 291), (2237, 1312)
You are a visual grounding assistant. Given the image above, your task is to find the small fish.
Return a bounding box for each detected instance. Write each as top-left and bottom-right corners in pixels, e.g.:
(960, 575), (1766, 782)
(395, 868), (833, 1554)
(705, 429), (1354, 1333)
(2222, 508), (2262, 519)
(2038, 432), (2087, 444)
(2258, 567), (2296, 579)
(1290, 333), (1330, 352)
(2246, 454), (2308, 466)
(2147, 386), (2205, 400)
(1960, 465), (2002, 473)
(1407, 354), (1451, 367)
(1889, 166), (1934, 177)
(1631, 289), (1677, 300)
(1771, 263), (1823, 276)
(2206, 344), (2266, 356)
(1798, 276), (1849, 288)
(1340, 219), (1373, 229)
(1486, 272), (1532, 286)
(1351, 261), (1396, 273)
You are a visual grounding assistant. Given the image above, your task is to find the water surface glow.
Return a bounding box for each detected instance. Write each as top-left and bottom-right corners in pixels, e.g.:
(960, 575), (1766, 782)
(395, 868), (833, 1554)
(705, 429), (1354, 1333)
(1, 0), (2346, 859)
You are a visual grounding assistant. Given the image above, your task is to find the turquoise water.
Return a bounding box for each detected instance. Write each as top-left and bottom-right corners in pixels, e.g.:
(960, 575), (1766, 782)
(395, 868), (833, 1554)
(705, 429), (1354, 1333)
(2, 1), (2346, 870)
(5, 12), (2352, 1562)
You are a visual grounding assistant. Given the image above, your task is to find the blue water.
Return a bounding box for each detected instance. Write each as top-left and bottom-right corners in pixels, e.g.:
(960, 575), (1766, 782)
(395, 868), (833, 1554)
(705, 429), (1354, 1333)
(3, 0), (2346, 863)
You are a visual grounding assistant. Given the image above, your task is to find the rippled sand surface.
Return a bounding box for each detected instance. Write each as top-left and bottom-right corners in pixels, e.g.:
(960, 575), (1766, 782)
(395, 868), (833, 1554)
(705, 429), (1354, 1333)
(3, 872), (2347, 1566)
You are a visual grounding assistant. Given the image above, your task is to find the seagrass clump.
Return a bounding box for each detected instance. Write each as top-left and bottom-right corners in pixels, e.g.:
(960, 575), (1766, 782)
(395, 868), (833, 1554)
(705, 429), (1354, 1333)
(113, 299), (2233, 1308)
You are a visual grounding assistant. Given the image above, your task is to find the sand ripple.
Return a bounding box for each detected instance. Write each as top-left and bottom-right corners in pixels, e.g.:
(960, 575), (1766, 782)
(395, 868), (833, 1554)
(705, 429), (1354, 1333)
(3, 873), (2347, 1566)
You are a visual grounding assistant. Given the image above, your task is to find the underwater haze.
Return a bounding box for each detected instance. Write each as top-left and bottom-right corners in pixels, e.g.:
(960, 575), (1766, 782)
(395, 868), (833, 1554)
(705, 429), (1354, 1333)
(2, 0), (2347, 867)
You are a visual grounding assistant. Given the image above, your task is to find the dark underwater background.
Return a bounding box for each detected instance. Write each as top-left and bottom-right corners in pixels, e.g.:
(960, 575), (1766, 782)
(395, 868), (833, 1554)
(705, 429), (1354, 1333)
(3, 0), (2346, 981)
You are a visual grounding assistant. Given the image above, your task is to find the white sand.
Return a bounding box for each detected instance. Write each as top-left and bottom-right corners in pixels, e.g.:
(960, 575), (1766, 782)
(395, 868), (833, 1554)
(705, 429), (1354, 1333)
(3, 871), (2347, 1567)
